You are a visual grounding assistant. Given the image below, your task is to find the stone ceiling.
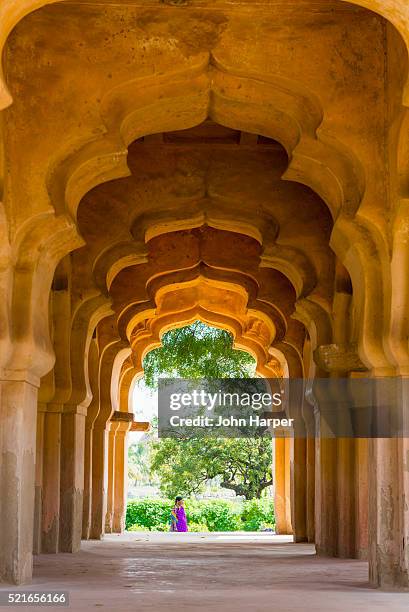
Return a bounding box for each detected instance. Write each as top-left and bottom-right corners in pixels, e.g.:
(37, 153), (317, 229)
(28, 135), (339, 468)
(1, 0), (407, 378)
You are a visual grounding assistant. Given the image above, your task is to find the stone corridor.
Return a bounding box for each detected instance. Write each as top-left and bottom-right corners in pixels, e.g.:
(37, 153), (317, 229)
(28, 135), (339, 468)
(3, 0), (409, 597)
(1, 534), (407, 611)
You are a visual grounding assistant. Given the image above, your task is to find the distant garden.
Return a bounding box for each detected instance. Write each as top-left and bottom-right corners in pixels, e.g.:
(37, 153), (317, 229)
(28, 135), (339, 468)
(128, 322), (274, 532)
(126, 498), (275, 533)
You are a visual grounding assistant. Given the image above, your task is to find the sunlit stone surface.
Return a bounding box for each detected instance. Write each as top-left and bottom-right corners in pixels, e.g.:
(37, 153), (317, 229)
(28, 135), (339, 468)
(0, 0), (409, 592)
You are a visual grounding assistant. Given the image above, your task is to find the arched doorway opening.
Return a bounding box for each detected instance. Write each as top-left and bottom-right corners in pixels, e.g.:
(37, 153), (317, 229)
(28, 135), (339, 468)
(1, 1), (409, 594)
(127, 321), (279, 535)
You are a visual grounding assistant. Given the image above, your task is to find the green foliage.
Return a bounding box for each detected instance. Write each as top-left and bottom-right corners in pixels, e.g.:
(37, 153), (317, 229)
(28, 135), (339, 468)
(188, 523), (209, 532)
(137, 322), (271, 502)
(185, 499), (242, 531)
(125, 499), (170, 530)
(241, 499), (275, 531)
(128, 441), (151, 486)
(126, 498), (275, 532)
(143, 321), (256, 388)
(127, 524), (150, 532)
(150, 437), (273, 500)
(151, 523), (169, 532)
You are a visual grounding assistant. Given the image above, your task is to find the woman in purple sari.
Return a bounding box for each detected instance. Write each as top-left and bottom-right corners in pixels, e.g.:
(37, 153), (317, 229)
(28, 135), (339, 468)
(170, 496), (188, 532)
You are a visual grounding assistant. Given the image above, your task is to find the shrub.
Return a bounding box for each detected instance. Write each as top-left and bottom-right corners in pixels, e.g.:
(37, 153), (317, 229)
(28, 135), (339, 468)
(151, 523), (169, 532)
(126, 498), (275, 532)
(126, 499), (171, 530)
(192, 500), (242, 532)
(187, 523), (209, 532)
(127, 524), (150, 532)
(241, 499), (275, 531)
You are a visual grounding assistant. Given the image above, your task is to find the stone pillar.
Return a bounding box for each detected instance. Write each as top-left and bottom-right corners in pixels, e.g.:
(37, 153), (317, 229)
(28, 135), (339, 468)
(0, 379), (38, 585)
(400, 435), (409, 586)
(105, 421), (120, 533)
(302, 402), (316, 544)
(82, 340), (100, 540)
(290, 437), (307, 542)
(367, 377), (409, 588)
(368, 437), (402, 587)
(337, 437), (355, 558)
(90, 423), (109, 540)
(314, 433), (337, 556)
(306, 436), (316, 543)
(285, 438), (292, 533)
(355, 437), (368, 559)
(33, 409), (45, 555)
(285, 368), (308, 544)
(59, 406), (86, 552)
(313, 344), (367, 558)
(82, 420), (93, 540)
(112, 416), (133, 533)
(274, 437), (292, 535)
(88, 335), (129, 540)
(311, 373), (338, 557)
(41, 406), (62, 553)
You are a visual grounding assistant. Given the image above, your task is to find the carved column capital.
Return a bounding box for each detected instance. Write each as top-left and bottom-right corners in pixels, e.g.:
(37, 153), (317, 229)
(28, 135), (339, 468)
(314, 343), (368, 374)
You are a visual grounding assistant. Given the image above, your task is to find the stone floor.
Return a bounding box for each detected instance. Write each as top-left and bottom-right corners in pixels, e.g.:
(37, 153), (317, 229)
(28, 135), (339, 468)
(1, 533), (409, 611)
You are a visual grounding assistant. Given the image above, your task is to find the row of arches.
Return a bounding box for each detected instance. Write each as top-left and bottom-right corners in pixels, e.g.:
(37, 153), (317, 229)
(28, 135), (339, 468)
(0, 0), (408, 591)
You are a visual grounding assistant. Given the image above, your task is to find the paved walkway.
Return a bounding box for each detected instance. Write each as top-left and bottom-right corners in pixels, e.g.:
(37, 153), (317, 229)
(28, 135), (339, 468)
(1, 533), (408, 611)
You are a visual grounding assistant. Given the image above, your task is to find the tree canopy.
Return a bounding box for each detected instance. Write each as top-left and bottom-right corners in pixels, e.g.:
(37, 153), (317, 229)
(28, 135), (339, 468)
(143, 321), (256, 388)
(136, 321), (273, 500)
(150, 436), (273, 500)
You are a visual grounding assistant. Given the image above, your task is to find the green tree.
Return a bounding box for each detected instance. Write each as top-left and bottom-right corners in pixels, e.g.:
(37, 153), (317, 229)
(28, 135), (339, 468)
(140, 322), (273, 500)
(150, 436), (273, 500)
(128, 440), (150, 486)
(143, 321), (256, 387)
